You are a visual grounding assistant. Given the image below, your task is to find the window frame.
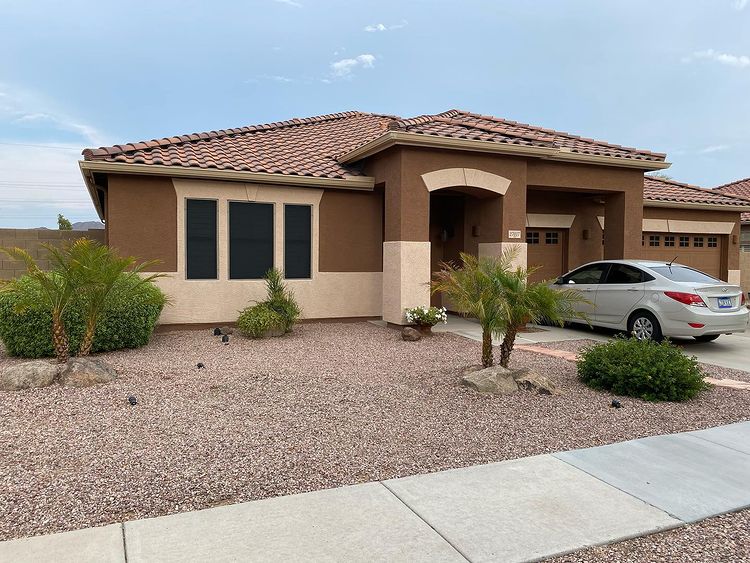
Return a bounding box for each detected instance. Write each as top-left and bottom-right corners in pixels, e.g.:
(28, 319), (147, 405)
(228, 200), (276, 281)
(560, 262), (610, 285)
(526, 231), (540, 245)
(185, 198), (219, 281)
(603, 263), (650, 284)
(648, 234), (660, 247)
(693, 236), (704, 248)
(283, 203), (313, 280)
(545, 231), (559, 245)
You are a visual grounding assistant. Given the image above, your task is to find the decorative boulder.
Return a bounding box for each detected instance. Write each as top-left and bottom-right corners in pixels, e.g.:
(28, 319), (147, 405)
(59, 357), (117, 388)
(220, 326), (235, 336)
(461, 365), (519, 394)
(0, 360), (59, 391)
(401, 327), (421, 341)
(512, 368), (560, 395)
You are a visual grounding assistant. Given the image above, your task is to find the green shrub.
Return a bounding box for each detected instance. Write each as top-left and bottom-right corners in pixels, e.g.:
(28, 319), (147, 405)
(236, 303), (285, 338)
(577, 336), (707, 402)
(0, 274), (166, 358)
(262, 268), (300, 332)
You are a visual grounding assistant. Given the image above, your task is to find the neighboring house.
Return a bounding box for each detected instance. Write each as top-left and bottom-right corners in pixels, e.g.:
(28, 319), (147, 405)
(78, 110), (750, 325)
(715, 178), (750, 251)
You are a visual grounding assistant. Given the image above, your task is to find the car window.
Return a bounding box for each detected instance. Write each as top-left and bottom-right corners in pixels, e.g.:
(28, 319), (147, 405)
(650, 265), (720, 283)
(563, 263), (608, 285)
(604, 264), (645, 284)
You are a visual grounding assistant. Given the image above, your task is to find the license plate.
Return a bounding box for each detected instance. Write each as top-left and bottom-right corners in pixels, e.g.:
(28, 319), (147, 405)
(718, 297), (732, 308)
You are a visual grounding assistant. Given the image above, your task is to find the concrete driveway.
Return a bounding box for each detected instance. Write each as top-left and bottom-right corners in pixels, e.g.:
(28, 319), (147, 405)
(435, 315), (750, 373)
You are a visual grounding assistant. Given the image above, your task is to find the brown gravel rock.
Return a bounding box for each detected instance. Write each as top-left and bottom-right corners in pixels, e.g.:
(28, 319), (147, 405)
(512, 368), (560, 395)
(0, 360), (58, 391)
(401, 327), (421, 341)
(461, 365), (518, 394)
(0, 322), (748, 542)
(59, 357), (117, 387)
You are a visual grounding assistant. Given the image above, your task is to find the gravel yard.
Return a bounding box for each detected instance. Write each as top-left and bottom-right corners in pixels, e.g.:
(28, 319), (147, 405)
(1, 322), (748, 541)
(553, 509), (750, 562)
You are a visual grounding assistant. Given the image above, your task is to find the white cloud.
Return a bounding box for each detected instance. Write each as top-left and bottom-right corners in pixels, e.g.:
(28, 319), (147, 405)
(364, 20), (407, 32)
(272, 0), (302, 7)
(732, 0), (748, 10)
(684, 49), (750, 68)
(699, 144), (730, 154)
(330, 54), (376, 77)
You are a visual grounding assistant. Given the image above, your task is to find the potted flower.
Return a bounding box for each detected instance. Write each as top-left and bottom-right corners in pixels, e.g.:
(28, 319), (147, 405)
(404, 306), (448, 335)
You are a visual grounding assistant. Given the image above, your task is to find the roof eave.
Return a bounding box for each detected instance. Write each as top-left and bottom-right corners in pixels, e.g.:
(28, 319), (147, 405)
(338, 131), (670, 171)
(644, 199), (750, 212)
(79, 161), (106, 221)
(78, 160), (376, 198)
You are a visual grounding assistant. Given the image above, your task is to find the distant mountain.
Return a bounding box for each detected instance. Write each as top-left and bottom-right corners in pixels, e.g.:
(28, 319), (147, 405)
(72, 221), (104, 230)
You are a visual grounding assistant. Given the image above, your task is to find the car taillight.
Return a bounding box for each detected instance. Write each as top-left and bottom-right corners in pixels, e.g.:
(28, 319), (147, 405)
(664, 291), (706, 307)
(742, 293), (747, 306)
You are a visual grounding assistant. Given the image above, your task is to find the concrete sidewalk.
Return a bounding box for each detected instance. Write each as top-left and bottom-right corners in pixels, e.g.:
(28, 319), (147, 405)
(2, 422), (749, 563)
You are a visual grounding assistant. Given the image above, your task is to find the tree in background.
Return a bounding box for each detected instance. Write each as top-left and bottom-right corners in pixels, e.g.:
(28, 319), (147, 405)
(57, 214), (73, 230)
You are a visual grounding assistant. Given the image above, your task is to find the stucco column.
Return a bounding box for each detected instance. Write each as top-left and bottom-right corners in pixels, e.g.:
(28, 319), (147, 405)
(604, 191), (642, 259)
(382, 172), (431, 325)
(477, 183), (528, 269)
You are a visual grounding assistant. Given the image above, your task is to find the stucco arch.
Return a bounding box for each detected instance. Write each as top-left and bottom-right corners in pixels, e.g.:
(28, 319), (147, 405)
(420, 168), (511, 195)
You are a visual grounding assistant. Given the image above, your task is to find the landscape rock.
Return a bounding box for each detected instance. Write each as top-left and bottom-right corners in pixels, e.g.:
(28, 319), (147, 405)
(401, 327), (421, 341)
(220, 326), (235, 336)
(461, 365), (519, 394)
(0, 360), (58, 391)
(59, 357), (117, 388)
(512, 368), (561, 395)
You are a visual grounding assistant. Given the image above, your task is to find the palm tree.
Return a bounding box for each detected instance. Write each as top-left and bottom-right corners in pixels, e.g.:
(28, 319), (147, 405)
(67, 239), (165, 356)
(0, 244), (82, 363)
(431, 252), (514, 368)
(432, 249), (589, 368)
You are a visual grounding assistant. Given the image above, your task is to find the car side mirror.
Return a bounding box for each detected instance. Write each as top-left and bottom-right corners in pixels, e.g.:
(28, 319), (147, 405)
(554, 277), (565, 285)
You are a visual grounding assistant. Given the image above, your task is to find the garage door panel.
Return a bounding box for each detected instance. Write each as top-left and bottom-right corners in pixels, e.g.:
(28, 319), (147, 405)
(640, 233), (722, 279)
(528, 229), (566, 283)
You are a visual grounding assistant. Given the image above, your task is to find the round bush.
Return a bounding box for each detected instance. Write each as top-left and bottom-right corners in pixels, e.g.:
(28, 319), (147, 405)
(237, 303), (285, 338)
(0, 274), (166, 358)
(577, 336), (707, 402)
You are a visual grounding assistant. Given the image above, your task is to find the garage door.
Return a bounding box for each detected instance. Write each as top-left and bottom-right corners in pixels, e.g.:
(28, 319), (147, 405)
(640, 233), (722, 279)
(527, 229), (566, 283)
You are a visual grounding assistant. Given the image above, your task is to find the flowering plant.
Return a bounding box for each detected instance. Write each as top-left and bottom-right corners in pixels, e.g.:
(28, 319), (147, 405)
(404, 306), (448, 327)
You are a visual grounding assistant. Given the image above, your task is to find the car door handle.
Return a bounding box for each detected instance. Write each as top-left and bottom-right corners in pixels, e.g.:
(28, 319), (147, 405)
(626, 287), (639, 292)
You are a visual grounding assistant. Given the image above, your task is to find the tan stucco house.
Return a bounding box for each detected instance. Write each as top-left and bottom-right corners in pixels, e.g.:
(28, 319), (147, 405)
(79, 110), (750, 325)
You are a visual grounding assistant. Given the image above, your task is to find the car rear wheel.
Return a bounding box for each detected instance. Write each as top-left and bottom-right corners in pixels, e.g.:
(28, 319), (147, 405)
(627, 311), (663, 342)
(694, 334), (720, 342)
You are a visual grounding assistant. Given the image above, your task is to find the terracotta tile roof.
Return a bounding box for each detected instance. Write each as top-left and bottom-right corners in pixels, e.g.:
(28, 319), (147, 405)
(644, 176), (750, 214)
(714, 178), (750, 222)
(82, 109), (666, 178)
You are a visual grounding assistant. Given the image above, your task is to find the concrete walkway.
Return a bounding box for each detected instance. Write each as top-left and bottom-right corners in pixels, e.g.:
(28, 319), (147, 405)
(2, 422), (749, 562)
(434, 315), (750, 373)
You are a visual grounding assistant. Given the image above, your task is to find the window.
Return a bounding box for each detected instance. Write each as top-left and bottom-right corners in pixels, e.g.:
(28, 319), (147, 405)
(562, 263), (609, 285)
(664, 235), (675, 247)
(284, 205), (312, 279)
(186, 199), (217, 280)
(526, 231), (540, 245)
(229, 201), (274, 279)
(651, 265), (719, 283)
(707, 236), (718, 248)
(545, 231), (559, 245)
(693, 236), (704, 248)
(649, 235), (660, 247)
(679, 236), (690, 247)
(604, 263), (648, 284)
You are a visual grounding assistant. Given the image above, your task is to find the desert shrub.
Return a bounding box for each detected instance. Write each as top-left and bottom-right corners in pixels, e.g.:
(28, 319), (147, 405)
(262, 268), (300, 332)
(577, 336), (707, 402)
(0, 274), (166, 358)
(236, 303), (285, 338)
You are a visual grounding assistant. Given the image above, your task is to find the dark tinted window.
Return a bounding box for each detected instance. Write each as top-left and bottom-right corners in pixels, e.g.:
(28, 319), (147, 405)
(186, 199), (217, 280)
(284, 205), (311, 279)
(229, 202), (274, 279)
(605, 264), (646, 284)
(650, 265), (719, 283)
(563, 263), (609, 285)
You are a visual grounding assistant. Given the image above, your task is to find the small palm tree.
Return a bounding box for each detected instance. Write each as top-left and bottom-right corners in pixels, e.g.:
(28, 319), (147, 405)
(431, 252), (514, 368)
(432, 249), (589, 368)
(1, 244), (82, 363)
(67, 239), (165, 356)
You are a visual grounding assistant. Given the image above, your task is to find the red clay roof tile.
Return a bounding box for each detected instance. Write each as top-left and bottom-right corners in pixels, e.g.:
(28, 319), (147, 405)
(714, 178), (750, 222)
(644, 176), (750, 213)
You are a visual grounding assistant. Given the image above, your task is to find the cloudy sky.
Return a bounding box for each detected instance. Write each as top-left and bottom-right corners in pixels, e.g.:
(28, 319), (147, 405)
(0, 0), (748, 227)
